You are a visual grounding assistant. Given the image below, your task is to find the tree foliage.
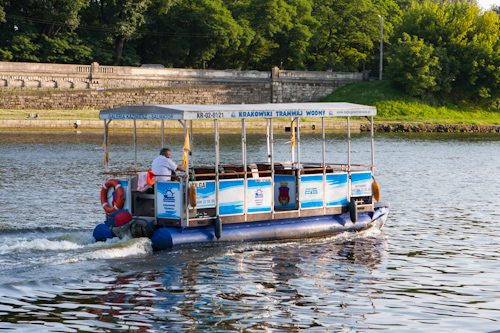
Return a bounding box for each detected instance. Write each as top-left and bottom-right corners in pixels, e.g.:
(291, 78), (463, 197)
(0, 0), (401, 72)
(0, 0), (500, 106)
(387, 33), (441, 97)
(388, 0), (500, 102)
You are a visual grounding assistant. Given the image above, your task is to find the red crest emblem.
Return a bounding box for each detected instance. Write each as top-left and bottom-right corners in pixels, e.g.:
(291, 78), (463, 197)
(278, 181), (290, 206)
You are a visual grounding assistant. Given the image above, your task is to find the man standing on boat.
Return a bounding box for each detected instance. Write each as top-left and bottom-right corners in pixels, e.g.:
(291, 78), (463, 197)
(152, 148), (186, 181)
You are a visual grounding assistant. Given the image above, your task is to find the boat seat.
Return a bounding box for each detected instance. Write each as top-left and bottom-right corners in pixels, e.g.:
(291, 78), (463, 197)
(301, 166), (322, 175)
(193, 167), (216, 181)
(257, 163), (270, 171)
(274, 165), (295, 175)
(220, 169), (239, 179)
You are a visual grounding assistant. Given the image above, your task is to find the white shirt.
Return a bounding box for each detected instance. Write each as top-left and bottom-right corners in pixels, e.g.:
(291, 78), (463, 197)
(151, 155), (177, 182)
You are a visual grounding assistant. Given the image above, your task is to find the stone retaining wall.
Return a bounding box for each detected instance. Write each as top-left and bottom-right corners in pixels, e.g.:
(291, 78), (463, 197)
(0, 62), (365, 107)
(0, 84), (271, 110)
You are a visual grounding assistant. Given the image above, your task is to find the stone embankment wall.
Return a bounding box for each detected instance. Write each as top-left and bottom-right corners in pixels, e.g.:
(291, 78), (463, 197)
(360, 123), (500, 133)
(0, 85), (270, 110)
(0, 61), (365, 108)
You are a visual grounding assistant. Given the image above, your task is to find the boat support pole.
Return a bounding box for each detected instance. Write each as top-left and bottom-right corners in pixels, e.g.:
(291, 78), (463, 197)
(270, 118), (275, 219)
(242, 119), (247, 221)
(161, 120), (164, 148)
(297, 117), (301, 214)
(133, 119), (137, 171)
(347, 116), (351, 204)
(215, 119), (221, 239)
(291, 117), (295, 164)
(104, 120), (111, 173)
(371, 116), (375, 173)
(182, 120), (189, 227)
(347, 117), (351, 171)
(322, 117), (326, 214)
(190, 120), (194, 169)
(266, 119), (271, 163)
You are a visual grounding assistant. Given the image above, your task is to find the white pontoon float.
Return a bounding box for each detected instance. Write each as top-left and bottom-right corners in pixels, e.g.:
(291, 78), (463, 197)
(93, 103), (389, 250)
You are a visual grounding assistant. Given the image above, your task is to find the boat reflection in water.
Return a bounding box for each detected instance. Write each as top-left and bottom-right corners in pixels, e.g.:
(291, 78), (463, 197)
(58, 232), (387, 331)
(92, 103), (389, 250)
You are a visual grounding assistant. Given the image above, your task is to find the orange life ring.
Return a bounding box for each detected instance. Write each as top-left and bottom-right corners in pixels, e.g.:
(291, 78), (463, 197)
(100, 179), (125, 214)
(146, 170), (155, 185)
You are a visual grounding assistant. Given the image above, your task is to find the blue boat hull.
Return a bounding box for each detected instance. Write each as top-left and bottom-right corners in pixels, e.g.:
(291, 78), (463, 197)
(151, 204), (389, 250)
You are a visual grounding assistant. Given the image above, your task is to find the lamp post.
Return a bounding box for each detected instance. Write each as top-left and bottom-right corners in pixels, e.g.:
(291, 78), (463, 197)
(377, 15), (383, 80)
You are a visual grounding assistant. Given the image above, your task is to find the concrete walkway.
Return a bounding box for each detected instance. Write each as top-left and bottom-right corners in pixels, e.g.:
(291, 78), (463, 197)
(0, 119), (359, 131)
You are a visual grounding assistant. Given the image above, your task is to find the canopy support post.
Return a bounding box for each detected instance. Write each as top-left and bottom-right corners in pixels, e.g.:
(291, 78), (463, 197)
(161, 120), (164, 148)
(242, 119), (247, 221)
(270, 118), (275, 219)
(190, 120), (194, 169)
(214, 119), (221, 239)
(291, 118), (295, 164)
(133, 119), (137, 171)
(371, 116), (375, 173)
(104, 120), (111, 173)
(347, 117), (351, 172)
(296, 117), (301, 213)
(322, 117), (326, 213)
(266, 119), (271, 163)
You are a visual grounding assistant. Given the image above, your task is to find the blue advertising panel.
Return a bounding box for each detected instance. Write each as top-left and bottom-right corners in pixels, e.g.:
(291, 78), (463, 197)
(118, 180), (132, 212)
(325, 173), (348, 207)
(300, 175), (324, 209)
(192, 180), (216, 208)
(351, 171), (372, 197)
(247, 178), (272, 213)
(274, 174), (296, 209)
(219, 179), (244, 216)
(156, 182), (182, 219)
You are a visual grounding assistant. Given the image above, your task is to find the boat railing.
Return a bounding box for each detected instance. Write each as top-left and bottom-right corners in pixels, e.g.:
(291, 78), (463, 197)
(102, 170), (149, 176)
(101, 162), (374, 180)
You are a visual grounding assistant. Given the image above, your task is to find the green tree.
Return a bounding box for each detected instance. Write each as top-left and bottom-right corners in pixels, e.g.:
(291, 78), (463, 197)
(392, 1), (500, 102)
(387, 33), (441, 97)
(137, 0), (179, 65)
(31, 0), (88, 38)
(39, 32), (92, 63)
(0, 0), (89, 63)
(0, 3), (5, 23)
(227, 0), (280, 70)
(8, 33), (41, 62)
(265, 0), (317, 69)
(161, 0), (243, 69)
(307, 0), (401, 73)
(226, 0), (319, 70)
(83, 0), (151, 65)
(0, 2), (12, 60)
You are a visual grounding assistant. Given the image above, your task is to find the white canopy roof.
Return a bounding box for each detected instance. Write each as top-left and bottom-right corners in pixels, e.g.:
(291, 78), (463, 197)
(99, 102), (376, 120)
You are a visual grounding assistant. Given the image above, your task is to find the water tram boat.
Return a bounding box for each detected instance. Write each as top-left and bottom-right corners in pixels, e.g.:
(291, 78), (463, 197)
(93, 103), (389, 250)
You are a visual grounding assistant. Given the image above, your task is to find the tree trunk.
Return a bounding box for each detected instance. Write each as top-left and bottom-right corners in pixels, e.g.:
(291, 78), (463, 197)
(114, 36), (126, 65)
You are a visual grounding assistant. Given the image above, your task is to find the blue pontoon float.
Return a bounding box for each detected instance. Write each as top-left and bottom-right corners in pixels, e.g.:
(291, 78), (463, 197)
(93, 103), (389, 250)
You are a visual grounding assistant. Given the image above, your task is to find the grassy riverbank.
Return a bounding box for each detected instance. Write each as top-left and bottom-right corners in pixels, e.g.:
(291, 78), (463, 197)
(323, 81), (500, 125)
(0, 108), (100, 120)
(1, 81), (499, 127)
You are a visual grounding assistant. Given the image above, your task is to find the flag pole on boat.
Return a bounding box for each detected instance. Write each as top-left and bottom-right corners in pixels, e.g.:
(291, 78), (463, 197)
(370, 115), (380, 202)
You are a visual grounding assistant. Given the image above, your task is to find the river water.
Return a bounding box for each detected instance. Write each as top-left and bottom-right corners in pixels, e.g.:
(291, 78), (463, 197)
(0, 129), (499, 332)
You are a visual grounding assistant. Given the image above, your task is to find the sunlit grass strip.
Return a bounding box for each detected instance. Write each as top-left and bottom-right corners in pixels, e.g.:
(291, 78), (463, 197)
(323, 81), (500, 125)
